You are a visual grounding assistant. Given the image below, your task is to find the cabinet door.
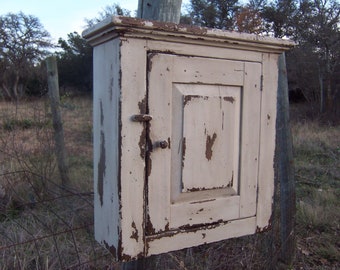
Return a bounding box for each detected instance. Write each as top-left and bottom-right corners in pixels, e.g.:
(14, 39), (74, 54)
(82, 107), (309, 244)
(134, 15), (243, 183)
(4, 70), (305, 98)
(146, 53), (262, 235)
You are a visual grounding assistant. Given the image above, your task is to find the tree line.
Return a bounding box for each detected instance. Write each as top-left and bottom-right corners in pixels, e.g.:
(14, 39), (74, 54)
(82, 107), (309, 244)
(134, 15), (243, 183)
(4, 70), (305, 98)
(0, 0), (339, 118)
(182, 0), (339, 118)
(0, 4), (129, 101)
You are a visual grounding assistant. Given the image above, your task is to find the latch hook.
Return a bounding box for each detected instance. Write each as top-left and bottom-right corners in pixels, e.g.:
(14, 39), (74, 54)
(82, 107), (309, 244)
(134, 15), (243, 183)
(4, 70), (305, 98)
(131, 114), (153, 122)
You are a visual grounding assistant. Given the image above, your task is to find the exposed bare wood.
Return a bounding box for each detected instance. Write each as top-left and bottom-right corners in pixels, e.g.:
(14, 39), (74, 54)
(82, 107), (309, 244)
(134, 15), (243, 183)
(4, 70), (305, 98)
(137, 0), (182, 23)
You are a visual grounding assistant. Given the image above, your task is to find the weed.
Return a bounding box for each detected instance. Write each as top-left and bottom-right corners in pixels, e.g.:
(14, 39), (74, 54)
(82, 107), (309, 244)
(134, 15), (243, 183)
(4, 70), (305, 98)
(2, 118), (51, 131)
(297, 189), (338, 233)
(293, 120), (340, 269)
(316, 244), (340, 263)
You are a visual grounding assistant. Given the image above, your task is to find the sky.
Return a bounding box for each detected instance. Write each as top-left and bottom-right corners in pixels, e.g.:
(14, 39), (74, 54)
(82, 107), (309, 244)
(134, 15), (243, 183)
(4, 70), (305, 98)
(0, 0), (190, 43)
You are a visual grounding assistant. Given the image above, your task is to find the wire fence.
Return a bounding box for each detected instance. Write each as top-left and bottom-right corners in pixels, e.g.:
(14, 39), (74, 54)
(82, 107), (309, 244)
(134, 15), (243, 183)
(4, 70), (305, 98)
(0, 180), (279, 270)
(0, 172), (112, 269)
(0, 171), (281, 269)
(0, 97), (114, 269)
(0, 96), (292, 269)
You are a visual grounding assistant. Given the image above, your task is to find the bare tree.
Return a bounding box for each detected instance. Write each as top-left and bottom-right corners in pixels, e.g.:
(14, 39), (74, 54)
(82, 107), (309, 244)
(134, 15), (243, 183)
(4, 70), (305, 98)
(85, 4), (131, 28)
(289, 0), (340, 115)
(0, 12), (52, 101)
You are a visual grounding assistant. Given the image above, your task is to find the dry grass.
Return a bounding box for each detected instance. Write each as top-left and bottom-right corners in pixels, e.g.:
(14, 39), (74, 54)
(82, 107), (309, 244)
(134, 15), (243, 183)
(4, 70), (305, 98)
(0, 98), (339, 269)
(0, 96), (116, 269)
(291, 112), (340, 269)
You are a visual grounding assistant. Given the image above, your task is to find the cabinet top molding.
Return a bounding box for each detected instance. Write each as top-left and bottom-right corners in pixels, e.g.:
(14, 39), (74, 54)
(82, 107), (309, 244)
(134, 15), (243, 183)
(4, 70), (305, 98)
(83, 16), (295, 53)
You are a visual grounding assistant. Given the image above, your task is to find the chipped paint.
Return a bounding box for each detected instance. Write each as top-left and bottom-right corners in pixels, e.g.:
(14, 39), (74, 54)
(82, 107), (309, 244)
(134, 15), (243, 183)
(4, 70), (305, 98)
(176, 219), (226, 231)
(267, 114), (271, 126)
(184, 94), (198, 106)
(130, 221), (139, 241)
(145, 219), (232, 243)
(196, 208), (204, 214)
(167, 137), (171, 149)
(84, 15), (295, 52)
(182, 137), (186, 167)
(138, 126), (146, 160)
(186, 187), (208, 192)
(146, 214), (156, 235)
(98, 131), (106, 206)
(186, 185), (230, 192)
(120, 253), (132, 262)
(223, 96), (235, 103)
(147, 53), (156, 72)
(256, 223), (271, 233)
(227, 171), (234, 188)
(109, 66), (114, 101)
(100, 100), (104, 125)
(112, 16), (210, 36)
(146, 154), (152, 177)
(205, 133), (217, 161)
(190, 199), (216, 204)
(138, 96), (147, 114)
(145, 124), (153, 177)
(118, 234), (133, 261)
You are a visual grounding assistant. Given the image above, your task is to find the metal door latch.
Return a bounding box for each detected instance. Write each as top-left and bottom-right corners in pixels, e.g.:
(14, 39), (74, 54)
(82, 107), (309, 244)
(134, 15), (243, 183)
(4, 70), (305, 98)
(131, 114), (153, 122)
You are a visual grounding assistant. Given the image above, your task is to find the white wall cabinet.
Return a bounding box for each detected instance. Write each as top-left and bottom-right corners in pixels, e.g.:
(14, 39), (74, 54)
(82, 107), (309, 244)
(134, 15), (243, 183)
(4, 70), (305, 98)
(83, 16), (294, 261)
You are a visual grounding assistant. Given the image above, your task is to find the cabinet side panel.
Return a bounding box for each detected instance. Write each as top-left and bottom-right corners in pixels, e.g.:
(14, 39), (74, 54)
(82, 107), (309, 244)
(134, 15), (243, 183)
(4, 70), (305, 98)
(93, 39), (121, 255)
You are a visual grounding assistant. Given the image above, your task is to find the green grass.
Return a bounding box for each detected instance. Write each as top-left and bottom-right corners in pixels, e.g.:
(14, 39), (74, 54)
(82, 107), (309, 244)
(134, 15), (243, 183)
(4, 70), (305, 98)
(292, 119), (340, 269)
(2, 118), (51, 131)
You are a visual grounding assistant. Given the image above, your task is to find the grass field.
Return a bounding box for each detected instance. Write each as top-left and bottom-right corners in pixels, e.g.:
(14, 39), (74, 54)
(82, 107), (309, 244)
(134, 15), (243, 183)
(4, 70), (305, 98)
(0, 97), (339, 269)
(290, 105), (340, 269)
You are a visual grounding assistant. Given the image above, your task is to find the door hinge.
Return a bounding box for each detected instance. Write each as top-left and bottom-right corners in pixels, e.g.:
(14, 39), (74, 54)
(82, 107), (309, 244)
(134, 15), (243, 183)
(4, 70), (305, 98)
(260, 75), (263, 91)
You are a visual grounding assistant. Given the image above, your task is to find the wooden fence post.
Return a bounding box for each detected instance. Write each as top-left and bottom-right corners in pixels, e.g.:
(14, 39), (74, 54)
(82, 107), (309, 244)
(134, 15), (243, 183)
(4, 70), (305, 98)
(46, 56), (70, 188)
(137, 0), (182, 23)
(275, 53), (296, 266)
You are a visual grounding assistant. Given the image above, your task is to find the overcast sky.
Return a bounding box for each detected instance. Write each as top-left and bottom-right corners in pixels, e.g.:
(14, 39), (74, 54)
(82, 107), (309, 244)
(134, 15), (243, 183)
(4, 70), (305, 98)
(0, 0), (190, 43)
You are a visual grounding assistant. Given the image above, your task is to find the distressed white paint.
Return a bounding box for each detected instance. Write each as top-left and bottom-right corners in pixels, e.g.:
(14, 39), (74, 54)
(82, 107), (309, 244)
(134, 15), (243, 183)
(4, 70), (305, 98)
(147, 217), (257, 256)
(147, 55), (261, 233)
(256, 53), (280, 229)
(239, 62), (262, 218)
(84, 16), (294, 261)
(92, 39), (121, 256)
(83, 16), (295, 52)
(180, 85), (240, 192)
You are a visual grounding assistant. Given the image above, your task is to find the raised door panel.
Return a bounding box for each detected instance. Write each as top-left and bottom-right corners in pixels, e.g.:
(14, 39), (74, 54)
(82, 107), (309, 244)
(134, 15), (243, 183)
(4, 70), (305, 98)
(147, 53), (261, 235)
